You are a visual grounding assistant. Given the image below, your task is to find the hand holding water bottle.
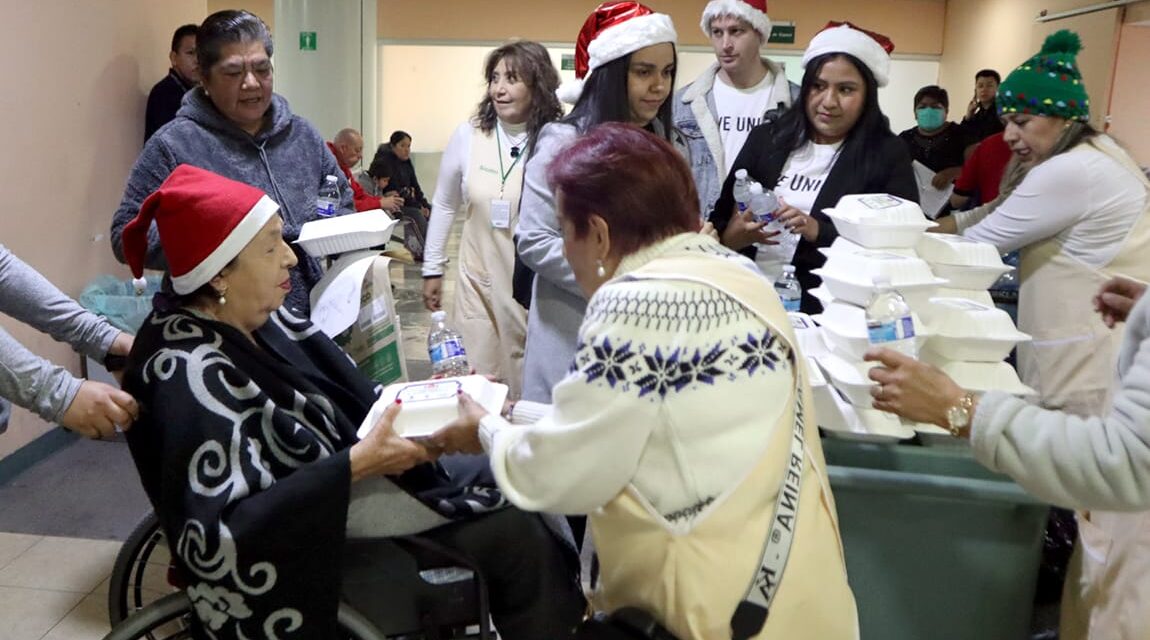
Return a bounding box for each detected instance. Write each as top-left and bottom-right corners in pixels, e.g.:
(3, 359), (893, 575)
(721, 169), (770, 251)
(772, 196), (820, 244)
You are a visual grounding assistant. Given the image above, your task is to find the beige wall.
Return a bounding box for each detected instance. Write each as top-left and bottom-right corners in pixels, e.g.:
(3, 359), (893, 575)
(206, 0), (275, 33)
(938, 0), (1130, 131)
(0, 0), (207, 459)
(378, 0), (947, 55)
(1107, 23), (1150, 165)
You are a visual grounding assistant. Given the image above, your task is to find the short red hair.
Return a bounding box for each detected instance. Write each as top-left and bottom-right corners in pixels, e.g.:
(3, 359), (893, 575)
(547, 122), (701, 257)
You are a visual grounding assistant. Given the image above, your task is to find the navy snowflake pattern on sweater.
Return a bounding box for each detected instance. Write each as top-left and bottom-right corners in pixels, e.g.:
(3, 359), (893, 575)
(574, 330), (791, 398)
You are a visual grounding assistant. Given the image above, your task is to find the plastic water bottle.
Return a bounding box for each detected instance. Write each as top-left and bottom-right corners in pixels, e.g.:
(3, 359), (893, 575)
(427, 310), (470, 377)
(774, 265), (802, 312)
(749, 183), (782, 231)
(316, 175), (340, 217)
(733, 169), (757, 215)
(865, 275), (917, 358)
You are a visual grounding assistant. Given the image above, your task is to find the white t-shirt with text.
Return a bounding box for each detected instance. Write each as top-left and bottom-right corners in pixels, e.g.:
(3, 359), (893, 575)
(713, 72), (779, 176)
(754, 140), (843, 280)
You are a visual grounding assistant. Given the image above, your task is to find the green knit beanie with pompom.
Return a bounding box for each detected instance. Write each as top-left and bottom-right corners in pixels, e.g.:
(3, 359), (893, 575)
(997, 30), (1090, 122)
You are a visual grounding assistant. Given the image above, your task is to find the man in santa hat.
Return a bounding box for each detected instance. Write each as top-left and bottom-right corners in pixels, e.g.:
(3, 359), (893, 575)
(674, 0), (798, 219)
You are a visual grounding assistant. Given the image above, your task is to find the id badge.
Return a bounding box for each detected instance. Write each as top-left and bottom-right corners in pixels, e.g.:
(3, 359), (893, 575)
(490, 199), (512, 229)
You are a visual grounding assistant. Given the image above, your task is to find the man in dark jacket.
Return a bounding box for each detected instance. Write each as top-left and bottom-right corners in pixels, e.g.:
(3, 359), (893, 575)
(144, 24), (200, 142)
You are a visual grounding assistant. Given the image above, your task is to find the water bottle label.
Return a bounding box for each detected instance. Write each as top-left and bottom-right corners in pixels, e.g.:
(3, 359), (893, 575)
(867, 316), (916, 343)
(781, 298), (800, 312)
(737, 201), (749, 213)
(429, 338), (466, 364)
(316, 199), (336, 217)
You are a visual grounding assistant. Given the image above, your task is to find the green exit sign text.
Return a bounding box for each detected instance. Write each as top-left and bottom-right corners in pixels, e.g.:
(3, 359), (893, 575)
(299, 31), (317, 51)
(768, 24), (795, 45)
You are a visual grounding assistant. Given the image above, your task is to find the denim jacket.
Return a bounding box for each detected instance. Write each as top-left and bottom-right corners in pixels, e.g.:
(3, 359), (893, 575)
(673, 59), (798, 220)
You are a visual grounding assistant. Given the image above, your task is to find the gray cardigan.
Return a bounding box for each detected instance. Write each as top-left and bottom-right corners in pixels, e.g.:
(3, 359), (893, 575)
(972, 291), (1150, 511)
(109, 89), (353, 312)
(0, 245), (120, 429)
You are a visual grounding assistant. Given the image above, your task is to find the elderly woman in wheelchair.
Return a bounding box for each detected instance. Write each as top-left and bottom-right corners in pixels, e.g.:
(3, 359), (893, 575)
(117, 165), (585, 639)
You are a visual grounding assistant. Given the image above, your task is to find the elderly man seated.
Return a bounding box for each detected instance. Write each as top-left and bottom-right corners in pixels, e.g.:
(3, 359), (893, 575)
(328, 127), (404, 214)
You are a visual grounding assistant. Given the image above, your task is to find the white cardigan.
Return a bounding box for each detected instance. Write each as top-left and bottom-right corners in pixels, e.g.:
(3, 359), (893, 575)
(479, 233), (793, 521)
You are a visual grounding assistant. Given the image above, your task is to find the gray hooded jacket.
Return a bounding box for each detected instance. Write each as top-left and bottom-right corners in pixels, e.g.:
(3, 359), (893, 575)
(110, 89), (353, 312)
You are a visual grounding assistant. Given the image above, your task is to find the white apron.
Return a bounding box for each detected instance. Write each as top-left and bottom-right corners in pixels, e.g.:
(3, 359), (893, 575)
(1021, 138), (1150, 640)
(589, 252), (858, 640)
(450, 126), (528, 398)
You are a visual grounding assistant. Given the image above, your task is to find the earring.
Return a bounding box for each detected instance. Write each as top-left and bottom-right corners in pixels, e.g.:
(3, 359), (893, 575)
(217, 288), (227, 306)
(596, 260), (606, 278)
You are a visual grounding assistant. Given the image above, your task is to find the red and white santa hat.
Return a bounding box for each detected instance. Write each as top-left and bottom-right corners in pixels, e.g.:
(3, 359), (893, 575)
(699, 0), (771, 40)
(557, 1), (677, 105)
(122, 165), (280, 295)
(801, 21), (895, 87)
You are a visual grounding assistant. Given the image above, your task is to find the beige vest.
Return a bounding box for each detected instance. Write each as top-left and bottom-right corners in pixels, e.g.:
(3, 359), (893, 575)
(1034, 140), (1150, 640)
(1016, 137), (1150, 417)
(589, 252), (858, 640)
(451, 126), (528, 398)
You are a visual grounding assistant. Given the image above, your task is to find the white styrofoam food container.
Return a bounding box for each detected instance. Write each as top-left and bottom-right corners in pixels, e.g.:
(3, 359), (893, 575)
(296, 210), (399, 258)
(815, 300), (930, 360)
(926, 262), (1012, 290)
(830, 236), (918, 258)
(923, 298), (1030, 362)
(357, 375), (508, 440)
(915, 234), (1004, 267)
(812, 267), (946, 309)
(790, 313), (828, 358)
(819, 248), (937, 286)
(810, 285), (835, 308)
(923, 357), (1036, 397)
(822, 194), (938, 249)
(814, 352), (880, 406)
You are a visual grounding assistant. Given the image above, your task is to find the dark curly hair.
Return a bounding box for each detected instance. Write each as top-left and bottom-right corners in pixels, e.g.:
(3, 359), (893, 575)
(473, 41), (562, 160)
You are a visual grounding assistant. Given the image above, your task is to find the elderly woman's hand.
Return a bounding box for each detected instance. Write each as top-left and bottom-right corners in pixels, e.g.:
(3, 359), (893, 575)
(773, 197), (819, 243)
(350, 400), (433, 481)
(1094, 276), (1147, 328)
(428, 393), (489, 456)
(720, 206), (775, 251)
(863, 347), (967, 429)
(699, 221), (719, 241)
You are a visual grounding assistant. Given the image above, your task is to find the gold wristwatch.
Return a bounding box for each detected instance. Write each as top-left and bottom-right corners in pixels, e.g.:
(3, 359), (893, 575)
(945, 392), (976, 437)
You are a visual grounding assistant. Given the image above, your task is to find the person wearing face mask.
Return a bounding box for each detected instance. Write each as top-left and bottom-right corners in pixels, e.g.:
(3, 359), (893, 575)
(898, 85), (973, 190)
(516, 1), (682, 406)
(419, 42), (562, 399)
(712, 22), (917, 312)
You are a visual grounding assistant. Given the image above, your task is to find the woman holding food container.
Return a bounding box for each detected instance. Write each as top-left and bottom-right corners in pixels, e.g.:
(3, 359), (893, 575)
(879, 31), (1150, 640)
(711, 21), (917, 313)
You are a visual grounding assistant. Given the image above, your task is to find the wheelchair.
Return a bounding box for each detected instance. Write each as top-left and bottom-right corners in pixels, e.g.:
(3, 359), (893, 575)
(106, 510), (493, 639)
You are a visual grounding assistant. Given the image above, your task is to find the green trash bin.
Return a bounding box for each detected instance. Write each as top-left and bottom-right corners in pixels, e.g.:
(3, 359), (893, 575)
(823, 438), (1048, 640)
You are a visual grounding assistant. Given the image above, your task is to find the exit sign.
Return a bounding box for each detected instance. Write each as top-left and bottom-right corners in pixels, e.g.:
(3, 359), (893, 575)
(299, 31), (317, 51)
(561, 54), (575, 71)
(768, 23), (795, 45)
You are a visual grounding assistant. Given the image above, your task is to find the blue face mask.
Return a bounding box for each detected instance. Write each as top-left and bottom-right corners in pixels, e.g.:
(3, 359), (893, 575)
(915, 107), (946, 131)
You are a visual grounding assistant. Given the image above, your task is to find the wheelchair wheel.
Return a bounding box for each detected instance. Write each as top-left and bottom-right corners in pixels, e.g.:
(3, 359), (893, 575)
(102, 592), (389, 640)
(108, 512), (177, 624)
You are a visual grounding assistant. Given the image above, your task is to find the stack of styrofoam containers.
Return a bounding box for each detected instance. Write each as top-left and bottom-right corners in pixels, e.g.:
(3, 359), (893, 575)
(806, 194), (1033, 444)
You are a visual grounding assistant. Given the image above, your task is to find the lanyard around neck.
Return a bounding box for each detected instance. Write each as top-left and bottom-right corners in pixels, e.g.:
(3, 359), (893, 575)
(495, 129), (526, 198)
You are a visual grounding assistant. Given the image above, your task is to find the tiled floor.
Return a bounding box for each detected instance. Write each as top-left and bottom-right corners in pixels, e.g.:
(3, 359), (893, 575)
(0, 533), (120, 640)
(0, 219), (465, 640)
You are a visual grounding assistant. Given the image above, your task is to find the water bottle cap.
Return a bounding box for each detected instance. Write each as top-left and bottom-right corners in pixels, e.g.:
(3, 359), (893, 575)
(431, 310), (447, 322)
(782, 265), (795, 273)
(749, 183), (764, 194)
(325, 175), (338, 182)
(735, 168), (748, 179)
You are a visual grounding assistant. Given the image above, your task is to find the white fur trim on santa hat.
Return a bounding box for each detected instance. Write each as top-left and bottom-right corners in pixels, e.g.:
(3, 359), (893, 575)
(559, 12), (677, 105)
(802, 24), (890, 87)
(170, 194), (279, 294)
(700, 0), (771, 41)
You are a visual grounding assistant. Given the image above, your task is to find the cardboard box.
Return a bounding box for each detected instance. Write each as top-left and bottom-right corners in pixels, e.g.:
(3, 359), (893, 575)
(310, 251), (408, 386)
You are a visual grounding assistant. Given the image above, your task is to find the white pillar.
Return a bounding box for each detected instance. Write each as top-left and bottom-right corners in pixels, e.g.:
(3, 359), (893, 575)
(273, 0), (378, 158)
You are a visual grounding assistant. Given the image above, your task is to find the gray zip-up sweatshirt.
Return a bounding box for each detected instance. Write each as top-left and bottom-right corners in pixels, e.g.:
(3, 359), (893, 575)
(109, 89), (353, 312)
(0, 245), (120, 430)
